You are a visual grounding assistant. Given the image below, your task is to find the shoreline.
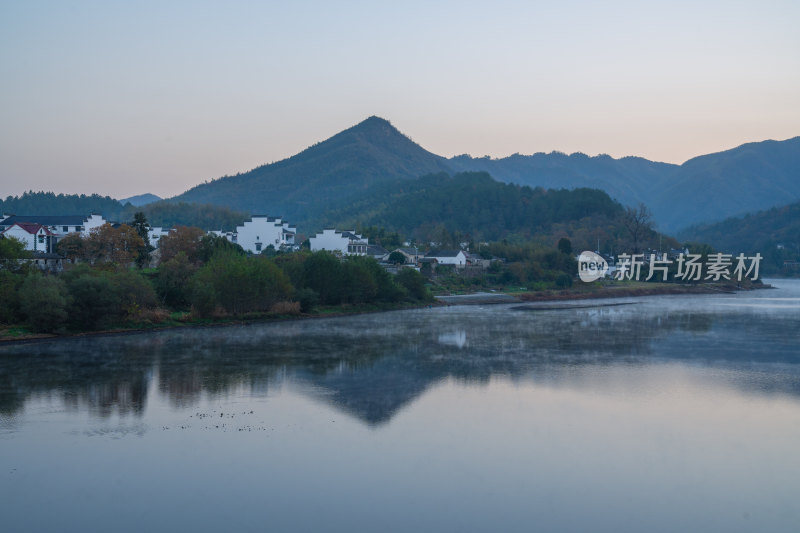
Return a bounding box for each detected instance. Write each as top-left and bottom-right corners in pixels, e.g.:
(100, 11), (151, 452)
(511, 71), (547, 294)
(0, 281), (771, 345)
(0, 301), (440, 346)
(435, 280), (771, 305)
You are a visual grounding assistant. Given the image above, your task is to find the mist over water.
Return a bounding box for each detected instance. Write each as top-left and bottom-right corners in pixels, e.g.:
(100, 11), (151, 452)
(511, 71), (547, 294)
(2, 280), (799, 532)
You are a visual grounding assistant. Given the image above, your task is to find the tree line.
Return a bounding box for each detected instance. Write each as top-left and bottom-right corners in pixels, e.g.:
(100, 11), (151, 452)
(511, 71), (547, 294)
(0, 221), (434, 334)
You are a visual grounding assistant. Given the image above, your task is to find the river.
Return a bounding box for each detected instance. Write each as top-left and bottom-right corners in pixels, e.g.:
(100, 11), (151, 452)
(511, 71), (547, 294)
(1, 280), (799, 532)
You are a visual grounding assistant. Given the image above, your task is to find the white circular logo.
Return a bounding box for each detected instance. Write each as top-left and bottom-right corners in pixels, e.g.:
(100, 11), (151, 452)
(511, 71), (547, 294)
(578, 251), (608, 282)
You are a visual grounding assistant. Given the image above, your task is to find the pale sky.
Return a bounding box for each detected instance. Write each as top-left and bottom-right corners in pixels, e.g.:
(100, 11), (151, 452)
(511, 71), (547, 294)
(1, 0), (798, 199)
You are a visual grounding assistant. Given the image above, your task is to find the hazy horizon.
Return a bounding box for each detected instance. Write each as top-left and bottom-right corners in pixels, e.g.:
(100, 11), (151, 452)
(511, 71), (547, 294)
(2, 1), (798, 199)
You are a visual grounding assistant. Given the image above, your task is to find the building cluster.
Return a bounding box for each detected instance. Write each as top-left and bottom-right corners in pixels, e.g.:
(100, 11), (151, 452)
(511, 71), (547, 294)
(0, 211), (490, 272)
(307, 228), (487, 270)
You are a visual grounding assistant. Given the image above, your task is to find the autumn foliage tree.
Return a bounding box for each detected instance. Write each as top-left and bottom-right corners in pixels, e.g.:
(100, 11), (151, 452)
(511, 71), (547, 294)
(86, 224), (146, 266)
(158, 226), (205, 264)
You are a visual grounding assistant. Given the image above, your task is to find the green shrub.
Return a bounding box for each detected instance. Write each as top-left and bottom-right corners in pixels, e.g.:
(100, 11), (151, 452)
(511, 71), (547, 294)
(19, 275), (70, 332)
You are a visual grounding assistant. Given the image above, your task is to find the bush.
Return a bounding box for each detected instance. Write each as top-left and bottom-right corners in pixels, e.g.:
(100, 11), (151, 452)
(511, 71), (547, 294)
(108, 270), (158, 319)
(155, 252), (197, 308)
(0, 271), (24, 324)
(65, 273), (121, 329)
(271, 301), (300, 315)
(555, 272), (573, 288)
(191, 252), (293, 315)
(19, 275), (70, 332)
(294, 287), (319, 313)
(396, 268), (433, 302)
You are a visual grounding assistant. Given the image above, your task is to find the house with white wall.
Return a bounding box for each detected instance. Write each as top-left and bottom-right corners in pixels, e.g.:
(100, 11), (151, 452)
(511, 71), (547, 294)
(1, 223), (56, 253)
(0, 214), (107, 252)
(309, 229), (369, 256)
(424, 250), (467, 267)
(147, 227), (170, 248)
(232, 216), (296, 254)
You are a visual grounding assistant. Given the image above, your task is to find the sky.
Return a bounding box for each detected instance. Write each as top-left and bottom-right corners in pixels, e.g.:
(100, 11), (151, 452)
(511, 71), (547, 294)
(1, 0), (798, 199)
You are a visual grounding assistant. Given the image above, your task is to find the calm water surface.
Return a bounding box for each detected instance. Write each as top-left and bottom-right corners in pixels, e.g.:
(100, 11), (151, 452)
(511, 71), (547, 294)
(2, 280), (799, 532)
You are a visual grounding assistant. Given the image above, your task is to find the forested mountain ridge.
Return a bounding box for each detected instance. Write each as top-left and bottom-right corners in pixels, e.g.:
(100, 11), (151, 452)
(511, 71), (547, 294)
(678, 200), (800, 274)
(171, 116), (452, 220)
(169, 116), (798, 232)
(313, 171), (633, 251)
(449, 137), (800, 232)
(0, 192), (247, 232)
(5, 118), (798, 236)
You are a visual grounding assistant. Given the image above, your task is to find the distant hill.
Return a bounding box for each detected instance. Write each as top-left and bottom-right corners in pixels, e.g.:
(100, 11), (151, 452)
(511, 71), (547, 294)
(678, 200), (800, 274)
(172, 116), (452, 221)
(119, 193), (161, 207)
(0, 191), (245, 231)
(448, 152), (678, 215)
(0, 191), (124, 218)
(313, 171), (633, 250)
(449, 137), (800, 232)
(167, 117), (799, 233)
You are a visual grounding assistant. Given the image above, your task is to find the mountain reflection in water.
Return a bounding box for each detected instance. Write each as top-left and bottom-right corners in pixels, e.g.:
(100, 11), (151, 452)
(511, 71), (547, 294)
(2, 282), (798, 427)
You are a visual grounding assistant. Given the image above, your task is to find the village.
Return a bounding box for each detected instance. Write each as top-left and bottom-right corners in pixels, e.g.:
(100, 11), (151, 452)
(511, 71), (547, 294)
(0, 212), (491, 273)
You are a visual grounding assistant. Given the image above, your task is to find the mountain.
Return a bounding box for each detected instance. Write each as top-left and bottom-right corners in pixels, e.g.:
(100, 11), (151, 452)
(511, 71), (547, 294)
(313, 171), (631, 250)
(659, 137), (800, 231)
(120, 193), (161, 207)
(0, 191), (246, 231)
(448, 152), (678, 214)
(448, 137), (800, 233)
(0, 191), (124, 217)
(172, 116), (452, 221)
(678, 200), (800, 274)
(168, 116), (799, 234)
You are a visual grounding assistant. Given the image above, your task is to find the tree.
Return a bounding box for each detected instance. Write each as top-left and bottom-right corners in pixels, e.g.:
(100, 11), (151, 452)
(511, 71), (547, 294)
(396, 268), (432, 301)
(0, 235), (31, 271)
(130, 212), (154, 267)
(86, 223), (146, 266)
(159, 226), (205, 264)
(303, 251), (344, 305)
(197, 234), (245, 263)
(387, 251), (406, 265)
(19, 275), (70, 332)
(56, 233), (85, 263)
(621, 203), (653, 254)
(155, 252), (198, 308)
(64, 270), (121, 329)
(557, 237), (572, 255)
(191, 252), (293, 315)
(130, 212), (150, 243)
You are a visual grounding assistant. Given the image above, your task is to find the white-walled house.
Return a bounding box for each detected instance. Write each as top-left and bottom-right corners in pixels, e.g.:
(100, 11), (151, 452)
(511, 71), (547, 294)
(0, 214), (107, 253)
(424, 250), (467, 267)
(233, 216), (296, 254)
(147, 226), (170, 248)
(309, 229), (369, 256)
(390, 247), (422, 265)
(1, 223), (56, 253)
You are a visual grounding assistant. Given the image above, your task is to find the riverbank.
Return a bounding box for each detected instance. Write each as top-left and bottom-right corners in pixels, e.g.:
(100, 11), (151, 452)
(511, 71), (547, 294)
(0, 300), (440, 345)
(0, 280), (770, 344)
(435, 280), (771, 305)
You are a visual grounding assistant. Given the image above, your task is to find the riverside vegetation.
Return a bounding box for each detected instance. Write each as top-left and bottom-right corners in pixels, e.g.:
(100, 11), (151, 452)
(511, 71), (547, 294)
(0, 219), (590, 337)
(0, 227), (436, 336)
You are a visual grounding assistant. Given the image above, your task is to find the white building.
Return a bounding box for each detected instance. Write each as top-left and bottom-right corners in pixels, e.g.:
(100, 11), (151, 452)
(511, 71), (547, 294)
(309, 228), (369, 256)
(424, 250), (467, 266)
(147, 227), (170, 248)
(0, 214), (106, 253)
(1, 222), (56, 253)
(232, 216), (296, 254)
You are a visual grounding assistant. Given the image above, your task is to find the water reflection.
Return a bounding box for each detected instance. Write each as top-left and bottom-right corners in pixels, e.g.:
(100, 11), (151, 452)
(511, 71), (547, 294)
(1, 281), (799, 427)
